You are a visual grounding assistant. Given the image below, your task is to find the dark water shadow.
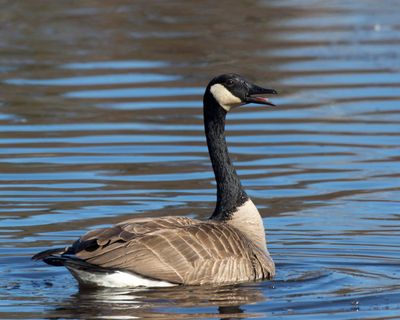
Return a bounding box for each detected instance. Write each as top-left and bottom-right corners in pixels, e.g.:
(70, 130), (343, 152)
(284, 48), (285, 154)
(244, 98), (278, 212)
(44, 284), (266, 319)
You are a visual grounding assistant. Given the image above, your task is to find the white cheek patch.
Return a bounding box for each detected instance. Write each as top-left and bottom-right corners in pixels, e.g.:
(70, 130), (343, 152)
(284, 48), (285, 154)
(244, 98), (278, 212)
(210, 83), (243, 111)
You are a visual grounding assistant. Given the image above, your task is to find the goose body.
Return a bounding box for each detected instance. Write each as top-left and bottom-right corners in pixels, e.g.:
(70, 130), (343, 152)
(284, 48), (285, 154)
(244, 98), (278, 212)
(33, 74), (277, 287)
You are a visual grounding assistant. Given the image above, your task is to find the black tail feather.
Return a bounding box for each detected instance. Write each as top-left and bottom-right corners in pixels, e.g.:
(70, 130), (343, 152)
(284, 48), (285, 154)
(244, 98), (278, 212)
(42, 256), (68, 267)
(34, 250), (113, 274)
(32, 247), (69, 262)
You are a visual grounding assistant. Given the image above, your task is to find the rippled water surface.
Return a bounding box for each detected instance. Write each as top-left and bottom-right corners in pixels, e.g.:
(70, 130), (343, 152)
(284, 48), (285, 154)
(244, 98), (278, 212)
(1, 1), (400, 319)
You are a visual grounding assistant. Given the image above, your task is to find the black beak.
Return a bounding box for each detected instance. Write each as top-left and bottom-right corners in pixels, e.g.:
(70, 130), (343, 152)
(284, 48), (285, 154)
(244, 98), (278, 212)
(245, 83), (277, 106)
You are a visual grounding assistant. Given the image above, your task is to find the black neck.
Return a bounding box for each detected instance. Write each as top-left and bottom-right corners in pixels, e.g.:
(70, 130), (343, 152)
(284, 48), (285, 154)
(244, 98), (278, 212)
(203, 90), (248, 220)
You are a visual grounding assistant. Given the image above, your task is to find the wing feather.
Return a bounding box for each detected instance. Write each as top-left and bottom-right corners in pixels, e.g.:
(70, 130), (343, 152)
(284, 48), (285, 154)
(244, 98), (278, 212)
(62, 216), (272, 284)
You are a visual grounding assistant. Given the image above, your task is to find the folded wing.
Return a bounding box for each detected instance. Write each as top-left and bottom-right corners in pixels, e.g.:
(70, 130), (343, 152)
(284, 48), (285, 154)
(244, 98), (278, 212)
(68, 216), (273, 285)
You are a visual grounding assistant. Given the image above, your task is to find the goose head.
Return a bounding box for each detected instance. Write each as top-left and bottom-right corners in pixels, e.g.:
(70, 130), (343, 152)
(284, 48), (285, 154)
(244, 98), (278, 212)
(206, 73), (277, 112)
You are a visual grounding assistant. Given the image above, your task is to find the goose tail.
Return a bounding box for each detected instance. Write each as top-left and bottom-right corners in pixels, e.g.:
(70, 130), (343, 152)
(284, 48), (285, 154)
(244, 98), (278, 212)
(32, 247), (84, 268)
(32, 247), (69, 264)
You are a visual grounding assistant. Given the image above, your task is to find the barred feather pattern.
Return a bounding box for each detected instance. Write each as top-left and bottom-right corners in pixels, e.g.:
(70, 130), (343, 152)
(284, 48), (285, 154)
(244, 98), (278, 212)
(38, 216), (274, 285)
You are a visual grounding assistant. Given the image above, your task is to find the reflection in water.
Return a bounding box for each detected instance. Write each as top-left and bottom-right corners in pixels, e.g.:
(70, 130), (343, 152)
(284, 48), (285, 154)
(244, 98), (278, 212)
(47, 285), (265, 319)
(1, 0), (400, 319)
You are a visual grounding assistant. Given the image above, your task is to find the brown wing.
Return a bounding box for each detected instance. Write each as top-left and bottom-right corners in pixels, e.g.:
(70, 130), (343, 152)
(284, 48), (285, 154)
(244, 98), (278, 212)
(71, 216), (199, 251)
(72, 217), (273, 285)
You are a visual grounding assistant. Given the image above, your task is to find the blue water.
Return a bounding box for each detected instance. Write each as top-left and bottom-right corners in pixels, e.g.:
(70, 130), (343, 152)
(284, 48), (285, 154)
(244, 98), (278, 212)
(0, 1), (399, 319)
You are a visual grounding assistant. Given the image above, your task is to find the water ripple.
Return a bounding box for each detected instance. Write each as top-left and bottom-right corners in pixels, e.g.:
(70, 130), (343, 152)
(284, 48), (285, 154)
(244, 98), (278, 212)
(1, 1), (400, 319)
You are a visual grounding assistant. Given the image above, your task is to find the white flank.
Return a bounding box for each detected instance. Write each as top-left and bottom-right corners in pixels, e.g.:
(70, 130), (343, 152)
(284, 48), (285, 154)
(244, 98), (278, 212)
(67, 267), (176, 288)
(210, 83), (243, 111)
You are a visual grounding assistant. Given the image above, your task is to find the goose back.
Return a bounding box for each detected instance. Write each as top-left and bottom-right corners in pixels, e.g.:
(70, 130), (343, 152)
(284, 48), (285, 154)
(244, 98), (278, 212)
(46, 216), (274, 285)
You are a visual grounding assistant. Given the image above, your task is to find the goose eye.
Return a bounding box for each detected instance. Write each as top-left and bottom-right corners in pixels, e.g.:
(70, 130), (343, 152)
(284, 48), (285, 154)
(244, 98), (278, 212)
(226, 79), (234, 86)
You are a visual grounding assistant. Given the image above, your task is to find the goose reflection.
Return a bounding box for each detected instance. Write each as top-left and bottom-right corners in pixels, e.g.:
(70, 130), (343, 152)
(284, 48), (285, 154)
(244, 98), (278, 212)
(45, 284), (267, 319)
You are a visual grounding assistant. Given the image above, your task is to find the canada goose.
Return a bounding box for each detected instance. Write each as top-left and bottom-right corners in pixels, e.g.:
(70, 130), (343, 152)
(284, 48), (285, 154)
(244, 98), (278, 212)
(32, 73), (277, 288)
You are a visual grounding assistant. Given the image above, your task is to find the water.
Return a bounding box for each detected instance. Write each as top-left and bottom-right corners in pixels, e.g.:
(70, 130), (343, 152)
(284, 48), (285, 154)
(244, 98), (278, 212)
(1, 1), (399, 319)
